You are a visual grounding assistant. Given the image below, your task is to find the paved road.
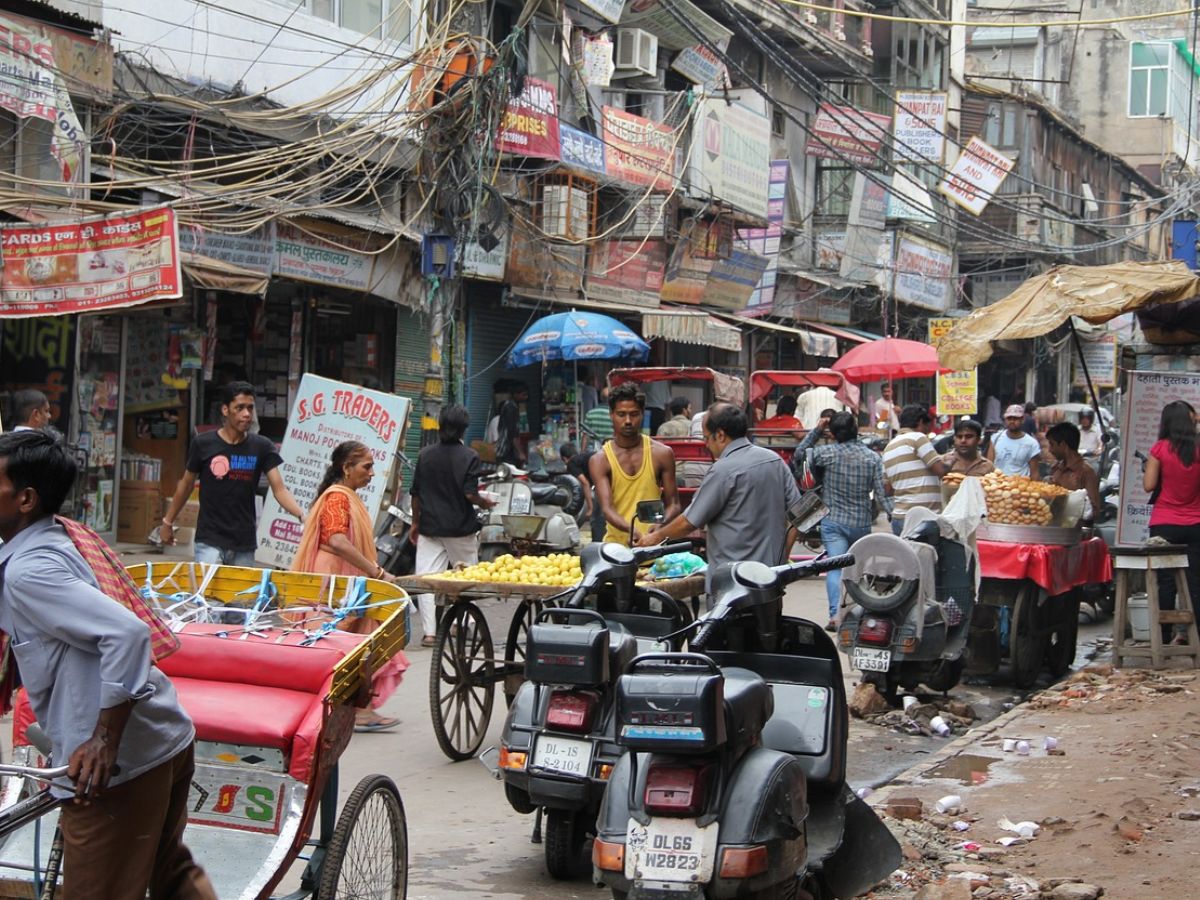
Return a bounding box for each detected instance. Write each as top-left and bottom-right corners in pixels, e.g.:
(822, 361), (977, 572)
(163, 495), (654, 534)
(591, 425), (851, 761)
(276, 576), (1107, 899)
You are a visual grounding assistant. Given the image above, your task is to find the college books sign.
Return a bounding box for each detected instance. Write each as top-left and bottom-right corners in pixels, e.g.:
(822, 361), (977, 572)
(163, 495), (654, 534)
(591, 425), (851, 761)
(257, 375), (411, 568)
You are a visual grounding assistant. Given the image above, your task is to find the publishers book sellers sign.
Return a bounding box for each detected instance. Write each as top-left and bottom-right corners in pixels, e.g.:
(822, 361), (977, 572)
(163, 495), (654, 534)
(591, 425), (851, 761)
(938, 136), (1014, 216)
(257, 374), (410, 568)
(0, 206), (182, 317)
(496, 77), (560, 161)
(807, 104), (892, 166)
(893, 92), (947, 164)
(602, 106), (676, 191)
(274, 222), (373, 291)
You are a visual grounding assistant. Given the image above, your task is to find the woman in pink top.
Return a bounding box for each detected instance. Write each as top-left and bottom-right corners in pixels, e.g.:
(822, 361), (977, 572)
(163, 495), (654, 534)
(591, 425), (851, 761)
(1143, 400), (1200, 641)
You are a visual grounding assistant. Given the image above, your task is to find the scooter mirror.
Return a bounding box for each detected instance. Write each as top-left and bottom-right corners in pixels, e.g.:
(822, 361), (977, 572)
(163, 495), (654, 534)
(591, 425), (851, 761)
(635, 500), (666, 525)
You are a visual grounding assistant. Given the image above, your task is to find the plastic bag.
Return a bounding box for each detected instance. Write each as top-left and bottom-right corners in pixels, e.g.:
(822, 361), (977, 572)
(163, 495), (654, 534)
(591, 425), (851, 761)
(648, 552), (707, 580)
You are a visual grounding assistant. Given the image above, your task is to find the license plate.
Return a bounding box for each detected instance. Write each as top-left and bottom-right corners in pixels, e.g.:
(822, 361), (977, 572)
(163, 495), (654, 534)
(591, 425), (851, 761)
(852, 646), (892, 672)
(625, 817), (719, 883)
(531, 735), (592, 776)
(510, 494), (532, 514)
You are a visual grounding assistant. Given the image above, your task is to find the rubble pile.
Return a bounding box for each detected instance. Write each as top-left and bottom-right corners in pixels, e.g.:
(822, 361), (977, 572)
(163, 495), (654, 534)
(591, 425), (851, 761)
(849, 682), (980, 736)
(1026, 663), (1196, 711)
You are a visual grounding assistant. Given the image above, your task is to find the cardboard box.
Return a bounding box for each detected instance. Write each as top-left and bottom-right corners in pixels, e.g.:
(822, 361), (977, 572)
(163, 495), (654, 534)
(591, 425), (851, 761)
(118, 481), (163, 543)
(173, 498), (201, 530)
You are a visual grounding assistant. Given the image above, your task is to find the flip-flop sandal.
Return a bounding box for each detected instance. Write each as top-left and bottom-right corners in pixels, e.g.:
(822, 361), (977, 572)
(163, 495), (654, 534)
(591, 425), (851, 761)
(355, 717), (401, 733)
(421, 635), (436, 648)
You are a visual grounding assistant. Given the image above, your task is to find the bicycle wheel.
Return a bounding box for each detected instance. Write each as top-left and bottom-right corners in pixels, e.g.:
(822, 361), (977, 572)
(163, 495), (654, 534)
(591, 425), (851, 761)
(315, 774), (408, 900)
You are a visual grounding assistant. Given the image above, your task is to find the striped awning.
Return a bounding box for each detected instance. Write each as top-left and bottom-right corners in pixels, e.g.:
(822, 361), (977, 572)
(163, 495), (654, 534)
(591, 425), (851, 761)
(642, 310), (743, 352)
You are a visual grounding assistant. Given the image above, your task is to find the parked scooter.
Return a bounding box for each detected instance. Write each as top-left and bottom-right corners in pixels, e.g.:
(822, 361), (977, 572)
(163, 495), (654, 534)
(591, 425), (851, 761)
(496, 503), (694, 879)
(374, 450), (416, 577)
(839, 509), (976, 696)
(478, 462), (583, 559)
(593, 553), (901, 900)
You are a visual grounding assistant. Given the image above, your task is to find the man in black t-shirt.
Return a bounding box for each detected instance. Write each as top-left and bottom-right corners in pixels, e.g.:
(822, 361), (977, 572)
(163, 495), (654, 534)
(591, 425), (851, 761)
(160, 382), (305, 566)
(560, 442), (603, 542)
(410, 404), (496, 645)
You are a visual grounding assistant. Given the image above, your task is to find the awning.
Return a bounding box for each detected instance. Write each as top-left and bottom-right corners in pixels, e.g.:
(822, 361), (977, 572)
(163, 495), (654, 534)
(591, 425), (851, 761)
(181, 253), (270, 296)
(508, 288), (652, 317)
(803, 321), (876, 345)
(717, 314), (836, 357)
(643, 310), (742, 352)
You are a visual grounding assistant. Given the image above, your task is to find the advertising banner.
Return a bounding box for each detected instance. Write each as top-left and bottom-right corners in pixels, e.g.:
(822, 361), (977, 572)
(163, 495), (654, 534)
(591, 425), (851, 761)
(892, 233), (953, 311)
(602, 106), (676, 190)
(257, 374), (411, 568)
(461, 223), (511, 282)
(893, 91), (947, 163)
(1116, 371), (1200, 547)
(588, 240), (666, 305)
(560, 124), (607, 176)
(496, 77), (561, 160)
(704, 248), (771, 311)
(1072, 333), (1118, 389)
(178, 223), (275, 274)
(841, 172), (889, 284)
(807, 104), (892, 166)
(938, 136), (1015, 216)
(936, 370), (979, 416)
(0, 206), (182, 317)
(671, 44), (728, 88)
(738, 160), (788, 316)
(506, 221), (585, 293)
(274, 222), (373, 291)
(690, 95), (771, 218)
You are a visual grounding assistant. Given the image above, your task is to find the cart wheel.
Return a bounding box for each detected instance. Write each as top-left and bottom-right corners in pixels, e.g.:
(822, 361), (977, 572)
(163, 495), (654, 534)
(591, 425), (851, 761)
(429, 601), (496, 761)
(1010, 586), (1047, 690)
(503, 599), (542, 707)
(1045, 595), (1081, 678)
(315, 774), (408, 900)
(544, 809), (592, 880)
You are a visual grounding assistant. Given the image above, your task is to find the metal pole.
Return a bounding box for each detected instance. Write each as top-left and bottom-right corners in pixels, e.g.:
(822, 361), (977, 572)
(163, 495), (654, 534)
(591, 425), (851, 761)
(1068, 317), (1110, 445)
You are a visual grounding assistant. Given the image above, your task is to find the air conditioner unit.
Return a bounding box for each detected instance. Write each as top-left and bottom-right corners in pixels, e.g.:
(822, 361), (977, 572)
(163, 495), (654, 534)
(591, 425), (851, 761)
(614, 28), (658, 78)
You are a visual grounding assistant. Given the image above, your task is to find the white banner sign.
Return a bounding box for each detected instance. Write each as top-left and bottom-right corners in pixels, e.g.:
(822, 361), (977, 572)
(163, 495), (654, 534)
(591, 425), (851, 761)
(893, 91), (947, 163)
(257, 375), (411, 568)
(689, 94), (771, 217)
(892, 233), (953, 311)
(1116, 370), (1200, 547)
(274, 223), (374, 291)
(938, 136), (1014, 216)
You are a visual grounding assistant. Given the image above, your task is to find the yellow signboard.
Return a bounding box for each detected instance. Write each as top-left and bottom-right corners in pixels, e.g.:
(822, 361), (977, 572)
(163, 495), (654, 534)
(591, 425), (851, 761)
(930, 318), (976, 415)
(927, 317), (956, 345)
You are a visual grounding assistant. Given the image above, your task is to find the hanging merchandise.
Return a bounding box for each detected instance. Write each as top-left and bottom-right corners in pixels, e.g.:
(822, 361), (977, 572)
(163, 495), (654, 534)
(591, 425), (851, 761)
(579, 32), (615, 87)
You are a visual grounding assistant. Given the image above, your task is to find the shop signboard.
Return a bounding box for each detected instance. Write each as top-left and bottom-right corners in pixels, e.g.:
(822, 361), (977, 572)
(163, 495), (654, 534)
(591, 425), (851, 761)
(935, 369), (978, 416)
(560, 124), (606, 176)
(815, 232), (846, 270)
(887, 169), (936, 223)
(577, 0), (624, 24)
(938, 136), (1014, 216)
(671, 44), (728, 88)
(618, 0), (732, 50)
(704, 248), (770, 311)
(495, 77), (560, 161)
(461, 224), (511, 281)
(257, 374), (411, 568)
(587, 239), (666, 305)
(1072, 333), (1118, 389)
(178, 223), (274, 274)
(841, 172), (889, 285)
(601, 106), (676, 191)
(892, 233), (953, 311)
(0, 316), (73, 428)
(1116, 371), (1200, 547)
(506, 220), (585, 293)
(274, 222), (373, 291)
(660, 240), (712, 304)
(0, 206), (182, 317)
(738, 160), (788, 317)
(892, 91), (947, 163)
(807, 103), (891, 166)
(689, 94), (771, 218)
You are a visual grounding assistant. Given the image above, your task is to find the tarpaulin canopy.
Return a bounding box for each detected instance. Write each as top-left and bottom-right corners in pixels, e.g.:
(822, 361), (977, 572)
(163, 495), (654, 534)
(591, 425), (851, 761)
(608, 367), (745, 405)
(937, 261), (1200, 371)
(181, 253), (270, 296)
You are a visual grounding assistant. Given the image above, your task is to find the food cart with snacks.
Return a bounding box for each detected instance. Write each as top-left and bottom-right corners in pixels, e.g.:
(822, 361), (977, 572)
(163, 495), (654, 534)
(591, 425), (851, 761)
(945, 472), (1112, 688)
(397, 555), (705, 762)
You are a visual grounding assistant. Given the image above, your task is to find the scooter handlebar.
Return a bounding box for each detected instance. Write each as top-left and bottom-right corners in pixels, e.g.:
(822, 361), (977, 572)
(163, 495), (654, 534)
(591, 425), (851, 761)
(632, 541), (693, 563)
(772, 552), (855, 585)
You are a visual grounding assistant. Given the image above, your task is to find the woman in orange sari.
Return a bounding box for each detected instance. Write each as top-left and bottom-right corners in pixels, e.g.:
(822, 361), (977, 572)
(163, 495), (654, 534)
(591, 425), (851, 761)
(292, 441), (407, 732)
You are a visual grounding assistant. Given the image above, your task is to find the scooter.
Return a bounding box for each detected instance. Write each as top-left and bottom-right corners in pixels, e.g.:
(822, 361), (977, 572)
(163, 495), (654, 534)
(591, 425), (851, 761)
(838, 508), (976, 696)
(478, 462), (583, 559)
(495, 506), (694, 879)
(374, 450), (416, 577)
(593, 553), (901, 900)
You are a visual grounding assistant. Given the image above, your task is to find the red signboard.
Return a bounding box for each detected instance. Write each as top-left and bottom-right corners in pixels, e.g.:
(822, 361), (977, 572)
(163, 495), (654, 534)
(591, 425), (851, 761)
(0, 206), (182, 317)
(588, 240), (666, 306)
(806, 103), (892, 166)
(496, 77), (561, 161)
(601, 106), (676, 190)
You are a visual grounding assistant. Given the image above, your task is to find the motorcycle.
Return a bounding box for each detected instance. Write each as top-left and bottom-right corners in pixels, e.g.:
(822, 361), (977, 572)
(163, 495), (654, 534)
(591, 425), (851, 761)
(374, 450), (417, 577)
(838, 508), (976, 696)
(593, 552), (900, 900)
(478, 461), (584, 559)
(495, 505), (694, 879)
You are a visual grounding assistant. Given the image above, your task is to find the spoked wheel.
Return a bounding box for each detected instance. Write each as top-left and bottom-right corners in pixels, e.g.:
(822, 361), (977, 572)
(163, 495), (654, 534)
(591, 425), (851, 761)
(429, 601), (496, 761)
(544, 809), (592, 880)
(316, 774), (408, 899)
(1010, 585), (1048, 690)
(1045, 594), (1081, 678)
(503, 599), (542, 707)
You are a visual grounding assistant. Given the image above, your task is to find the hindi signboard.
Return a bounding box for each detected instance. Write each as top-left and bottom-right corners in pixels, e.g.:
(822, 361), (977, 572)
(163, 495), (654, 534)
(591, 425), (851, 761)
(739, 160), (788, 316)
(601, 106), (676, 190)
(807, 103), (892, 166)
(560, 124), (606, 175)
(257, 374), (411, 568)
(178, 223), (274, 274)
(588, 240), (666, 305)
(274, 222), (373, 291)
(689, 95), (771, 218)
(938, 136), (1015, 216)
(1116, 371), (1200, 547)
(892, 233), (953, 311)
(893, 91), (947, 163)
(1072, 333), (1118, 389)
(0, 206), (182, 317)
(496, 77), (560, 160)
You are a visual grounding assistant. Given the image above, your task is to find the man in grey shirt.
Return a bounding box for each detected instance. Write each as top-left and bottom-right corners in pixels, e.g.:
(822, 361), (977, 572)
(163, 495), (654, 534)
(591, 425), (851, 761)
(639, 402), (800, 581)
(0, 431), (214, 898)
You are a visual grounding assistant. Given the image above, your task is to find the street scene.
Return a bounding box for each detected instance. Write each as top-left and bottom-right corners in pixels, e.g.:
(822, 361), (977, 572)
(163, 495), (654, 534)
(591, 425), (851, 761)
(2, 0), (1200, 899)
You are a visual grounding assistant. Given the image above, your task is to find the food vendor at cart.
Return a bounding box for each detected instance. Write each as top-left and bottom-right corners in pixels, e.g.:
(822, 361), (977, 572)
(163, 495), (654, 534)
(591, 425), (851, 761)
(942, 419), (994, 477)
(1045, 422), (1102, 520)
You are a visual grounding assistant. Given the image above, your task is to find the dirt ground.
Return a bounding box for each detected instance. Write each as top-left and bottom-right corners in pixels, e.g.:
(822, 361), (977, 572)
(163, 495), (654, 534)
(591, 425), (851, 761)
(867, 665), (1200, 899)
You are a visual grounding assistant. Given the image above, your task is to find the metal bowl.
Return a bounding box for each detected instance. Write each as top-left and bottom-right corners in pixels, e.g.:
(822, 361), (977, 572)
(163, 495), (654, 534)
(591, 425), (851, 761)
(502, 514), (547, 541)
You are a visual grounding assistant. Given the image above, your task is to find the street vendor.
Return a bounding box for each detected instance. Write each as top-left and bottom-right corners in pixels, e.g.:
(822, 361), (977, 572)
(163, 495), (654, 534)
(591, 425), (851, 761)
(590, 382), (680, 545)
(1045, 422), (1102, 519)
(942, 419), (994, 477)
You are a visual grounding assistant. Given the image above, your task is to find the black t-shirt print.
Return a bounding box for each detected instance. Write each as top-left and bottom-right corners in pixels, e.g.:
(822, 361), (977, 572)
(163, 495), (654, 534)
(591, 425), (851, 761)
(186, 431), (283, 552)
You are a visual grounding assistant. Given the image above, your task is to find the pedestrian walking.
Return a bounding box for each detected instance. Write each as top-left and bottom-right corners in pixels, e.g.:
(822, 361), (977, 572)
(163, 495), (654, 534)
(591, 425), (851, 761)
(410, 405), (496, 646)
(796, 411), (893, 629)
(582, 386), (614, 451)
(988, 404), (1042, 478)
(882, 403), (947, 535)
(160, 381), (305, 565)
(0, 430), (216, 898)
(560, 442), (604, 542)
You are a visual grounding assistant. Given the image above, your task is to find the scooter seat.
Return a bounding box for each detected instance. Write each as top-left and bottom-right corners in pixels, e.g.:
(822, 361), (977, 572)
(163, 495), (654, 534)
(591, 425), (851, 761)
(722, 667), (774, 754)
(530, 483), (568, 507)
(606, 623), (638, 679)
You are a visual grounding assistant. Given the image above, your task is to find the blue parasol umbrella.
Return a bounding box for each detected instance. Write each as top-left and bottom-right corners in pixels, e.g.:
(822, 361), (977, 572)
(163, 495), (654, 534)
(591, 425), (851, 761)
(508, 310), (650, 368)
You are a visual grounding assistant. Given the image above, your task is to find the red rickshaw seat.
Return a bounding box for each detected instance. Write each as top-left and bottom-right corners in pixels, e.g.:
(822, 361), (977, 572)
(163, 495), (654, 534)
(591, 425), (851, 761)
(168, 678), (315, 750)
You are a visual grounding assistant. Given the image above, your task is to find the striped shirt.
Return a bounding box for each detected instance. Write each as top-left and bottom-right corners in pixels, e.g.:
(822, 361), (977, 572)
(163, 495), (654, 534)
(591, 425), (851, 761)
(882, 430), (942, 518)
(582, 406), (614, 450)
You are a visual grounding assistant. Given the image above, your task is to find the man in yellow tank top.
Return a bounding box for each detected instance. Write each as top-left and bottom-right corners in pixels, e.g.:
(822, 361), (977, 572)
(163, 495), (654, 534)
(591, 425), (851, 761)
(589, 382), (680, 544)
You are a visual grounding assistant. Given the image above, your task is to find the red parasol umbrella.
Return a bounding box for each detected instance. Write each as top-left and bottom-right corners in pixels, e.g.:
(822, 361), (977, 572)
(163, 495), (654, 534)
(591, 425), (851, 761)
(831, 337), (949, 384)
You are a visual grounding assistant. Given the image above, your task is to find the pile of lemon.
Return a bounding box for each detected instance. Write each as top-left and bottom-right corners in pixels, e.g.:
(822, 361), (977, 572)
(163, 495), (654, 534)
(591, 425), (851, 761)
(438, 553), (583, 587)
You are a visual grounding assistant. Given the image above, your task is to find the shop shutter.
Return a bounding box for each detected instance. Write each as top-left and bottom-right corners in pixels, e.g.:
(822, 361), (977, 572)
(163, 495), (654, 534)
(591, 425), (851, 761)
(393, 308), (432, 463)
(466, 299), (544, 444)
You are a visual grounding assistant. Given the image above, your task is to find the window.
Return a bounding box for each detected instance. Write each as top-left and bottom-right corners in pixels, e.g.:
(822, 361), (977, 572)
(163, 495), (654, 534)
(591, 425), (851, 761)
(272, 0), (412, 42)
(1129, 42), (1170, 116)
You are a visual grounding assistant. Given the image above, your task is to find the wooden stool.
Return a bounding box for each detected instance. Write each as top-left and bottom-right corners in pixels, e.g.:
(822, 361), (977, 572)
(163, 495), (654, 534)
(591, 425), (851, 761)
(1112, 544), (1200, 669)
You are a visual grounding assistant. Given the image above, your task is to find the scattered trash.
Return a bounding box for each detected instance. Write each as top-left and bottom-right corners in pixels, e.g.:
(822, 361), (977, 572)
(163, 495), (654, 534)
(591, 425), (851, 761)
(998, 817), (1040, 838)
(1002, 738), (1016, 752)
(930, 715), (951, 737)
(959, 841), (981, 852)
(997, 835), (1029, 847)
(903, 694), (919, 711)
(934, 794), (963, 814)
(1176, 809), (1200, 821)
(1015, 739), (1031, 756)
(1115, 817), (1144, 842)
(951, 820), (971, 831)
(886, 796), (924, 820)
(1043, 735), (1059, 751)
(855, 786), (872, 799)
